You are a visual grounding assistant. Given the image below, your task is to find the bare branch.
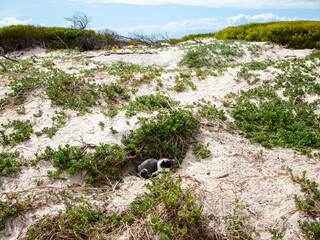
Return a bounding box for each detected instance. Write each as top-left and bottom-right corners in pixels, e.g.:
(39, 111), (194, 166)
(128, 31), (163, 48)
(65, 12), (92, 29)
(0, 61), (7, 71)
(98, 29), (126, 42)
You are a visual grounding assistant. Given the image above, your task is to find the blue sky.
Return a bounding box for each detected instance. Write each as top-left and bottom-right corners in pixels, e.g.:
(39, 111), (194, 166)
(1, 0), (320, 38)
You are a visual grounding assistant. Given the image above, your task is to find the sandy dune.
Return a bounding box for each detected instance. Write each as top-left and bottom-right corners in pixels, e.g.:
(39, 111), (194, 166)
(0, 39), (319, 239)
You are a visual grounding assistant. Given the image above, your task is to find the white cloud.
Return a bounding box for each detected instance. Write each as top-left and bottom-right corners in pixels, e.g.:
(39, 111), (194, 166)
(65, 21), (74, 28)
(80, 0), (320, 9)
(148, 18), (220, 31)
(96, 18), (223, 36)
(227, 13), (288, 25)
(93, 12), (306, 38)
(0, 17), (33, 26)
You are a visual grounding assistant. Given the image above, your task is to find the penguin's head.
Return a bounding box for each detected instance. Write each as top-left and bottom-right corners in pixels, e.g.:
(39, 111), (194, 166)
(159, 158), (176, 168)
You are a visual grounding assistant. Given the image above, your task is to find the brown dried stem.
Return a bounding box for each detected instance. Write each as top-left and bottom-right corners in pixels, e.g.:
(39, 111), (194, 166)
(0, 47), (20, 72)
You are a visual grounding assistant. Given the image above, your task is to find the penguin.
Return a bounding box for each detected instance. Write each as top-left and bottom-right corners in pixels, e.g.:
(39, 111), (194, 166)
(137, 158), (176, 179)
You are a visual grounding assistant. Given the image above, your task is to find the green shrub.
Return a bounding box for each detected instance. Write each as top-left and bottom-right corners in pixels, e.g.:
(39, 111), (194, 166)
(215, 21), (320, 49)
(26, 204), (126, 239)
(131, 174), (215, 239)
(25, 174), (215, 239)
(98, 82), (131, 104)
(227, 56), (320, 156)
(0, 25), (119, 51)
(39, 143), (126, 185)
(7, 76), (42, 105)
(122, 108), (200, 162)
(170, 72), (197, 91)
(230, 95), (320, 151)
(45, 70), (100, 112)
(244, 61), (274, 70)
(35, 110), (68, 138)
(39, 108), (200, 182)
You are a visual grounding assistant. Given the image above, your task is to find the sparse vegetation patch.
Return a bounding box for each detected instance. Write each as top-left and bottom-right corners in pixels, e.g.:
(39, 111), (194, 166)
(1, 67), (132, 113)
(290, 170), (320, 240)
(25, 174), (216, 240)
(0, 151), (22, 176)
(179, 40), (245, 69)
(125, 93), (179, 116)
(226, 53), (320, 156)
(0, 120), (33, 147)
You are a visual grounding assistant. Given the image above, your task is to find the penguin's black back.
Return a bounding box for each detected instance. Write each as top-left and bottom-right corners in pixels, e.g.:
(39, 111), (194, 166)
(137, 158), (158, 173)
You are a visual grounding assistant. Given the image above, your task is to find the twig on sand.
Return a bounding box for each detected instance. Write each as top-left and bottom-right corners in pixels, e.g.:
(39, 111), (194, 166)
(101, 51), (153, 56)
(74, 135), (98, 149)
(72, 51), (154, 60)
(217, 173), (229, 179)
(0, 47), (20, 71)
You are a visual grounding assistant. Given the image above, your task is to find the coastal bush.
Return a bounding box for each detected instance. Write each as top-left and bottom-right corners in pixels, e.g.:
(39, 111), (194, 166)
(244, 61), (274, 70)
(23, 175), (256, 239)
(214, 21), (320, 49)
(98, 82), (131, 104)
(26, 204), (124, 239)
(170, 72), (197, 91)
(38, 143), (126, 185)
(0, 25), (119, 51)
(230, 92), (320, 153)
(227, 55), (320, 156)
(131, 174), (216, 239)
(122, 108), (200, 162)
(33, 108), (200, 186)
(25, 174), (216, 239)
(0, 59), (36, 77)
(7, 76), (42, 105)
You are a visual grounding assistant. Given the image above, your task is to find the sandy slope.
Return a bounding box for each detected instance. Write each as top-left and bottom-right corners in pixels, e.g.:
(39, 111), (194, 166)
(0, 40), (319, 239)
